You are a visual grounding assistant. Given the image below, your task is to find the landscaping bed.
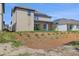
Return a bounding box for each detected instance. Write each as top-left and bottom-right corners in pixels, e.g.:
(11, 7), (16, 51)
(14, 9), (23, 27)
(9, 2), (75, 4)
(15, 31), (79, 49)
(0, 31), (79, 55)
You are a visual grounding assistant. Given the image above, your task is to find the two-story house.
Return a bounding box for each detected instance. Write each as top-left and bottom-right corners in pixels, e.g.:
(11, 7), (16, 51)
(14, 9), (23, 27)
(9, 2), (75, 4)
(11, 6), (53, 32)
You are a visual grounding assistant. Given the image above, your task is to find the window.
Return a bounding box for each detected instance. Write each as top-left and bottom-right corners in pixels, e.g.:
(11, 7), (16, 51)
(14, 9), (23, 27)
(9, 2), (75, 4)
(76, 25), (79, 29)
(28, 11), (31, 16)
(43, 23), (48, 30)
(43, 24), (47, 29)
(34, 23), (40, 30)
(56, 22), (58, 24)
(34, 16), (39, 20)
(70, 25), (73, 29)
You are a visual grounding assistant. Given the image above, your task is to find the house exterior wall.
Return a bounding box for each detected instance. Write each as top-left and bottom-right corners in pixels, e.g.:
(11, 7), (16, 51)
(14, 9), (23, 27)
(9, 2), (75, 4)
(34, 15), (52, 31)
(55, 24), (79, 31)
(55, 24), (67, 31)
(0, 4), (3, 14)
(0, 4), (3, 31)
(12, 10), (17, 31)
(72, 25), (79, 31)
(34, 21), (53, 30)
(12, 9), (34, 31)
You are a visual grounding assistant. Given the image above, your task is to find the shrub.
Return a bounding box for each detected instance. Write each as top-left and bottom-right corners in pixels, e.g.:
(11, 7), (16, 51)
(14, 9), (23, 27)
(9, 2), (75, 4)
(35, 33), (40, 38)
(48, 33), (51, 35)
(27, 34), (30, 38)
(17, 32), (22, 36)
(68, 41), (79, 45)
(35, 33), (38, 36)
(11, 40), (23, 47)
(41, 33), (44, 36)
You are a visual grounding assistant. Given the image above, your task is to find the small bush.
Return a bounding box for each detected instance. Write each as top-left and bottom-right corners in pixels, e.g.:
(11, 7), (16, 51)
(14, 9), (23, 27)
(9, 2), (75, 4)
(35, 33), (38, 36)
(41, 33), (44, 36)
(12, 40), (23, 47)
(27, 34), (30, 38)
(48, 33), (51, 35)
(17, 32), (22, 36)
(68, 41), (79, 45)
(35, 34), (40, 38)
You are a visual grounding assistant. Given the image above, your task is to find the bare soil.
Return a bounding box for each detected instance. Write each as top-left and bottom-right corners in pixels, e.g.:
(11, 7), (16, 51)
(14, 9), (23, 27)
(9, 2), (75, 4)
(0, 43), (79, 56)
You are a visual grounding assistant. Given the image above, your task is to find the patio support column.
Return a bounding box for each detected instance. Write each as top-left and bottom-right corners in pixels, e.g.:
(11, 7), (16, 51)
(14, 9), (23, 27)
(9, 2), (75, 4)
(46, 23), (48, 31)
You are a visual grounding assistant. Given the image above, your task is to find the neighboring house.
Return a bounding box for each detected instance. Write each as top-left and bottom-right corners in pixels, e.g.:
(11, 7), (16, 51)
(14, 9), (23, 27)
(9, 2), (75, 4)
(11, 6), (53, 32)
(53, 18), (79, 31)
(0, 3), (5, 31)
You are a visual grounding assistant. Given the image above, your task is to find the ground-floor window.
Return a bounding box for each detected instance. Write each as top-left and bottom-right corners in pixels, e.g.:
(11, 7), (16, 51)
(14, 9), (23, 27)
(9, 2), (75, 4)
(76, 25), (79, 29)
(67, 25), (74, 30)
(43, 23), (48, 31)
(34, 23), (40, 30)
(70, 25), (73, 29)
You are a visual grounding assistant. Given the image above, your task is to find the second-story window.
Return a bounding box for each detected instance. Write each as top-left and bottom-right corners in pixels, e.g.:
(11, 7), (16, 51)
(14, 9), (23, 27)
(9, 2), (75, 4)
(28, 11), (31, 16)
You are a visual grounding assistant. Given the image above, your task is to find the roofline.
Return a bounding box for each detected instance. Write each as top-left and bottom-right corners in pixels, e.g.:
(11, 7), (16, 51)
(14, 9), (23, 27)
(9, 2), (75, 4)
(12, 6), (35, 13)
(11, 6), (52, 18)
(34, 13), (51, 18)
(11, 6), (36, 16)
(54, 18), (79, 22)
(53, 18), (79, 25)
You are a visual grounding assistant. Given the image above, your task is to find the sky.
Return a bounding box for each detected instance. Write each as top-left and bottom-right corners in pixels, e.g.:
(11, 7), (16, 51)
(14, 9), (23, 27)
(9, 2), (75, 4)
(4, 3), (79, 25)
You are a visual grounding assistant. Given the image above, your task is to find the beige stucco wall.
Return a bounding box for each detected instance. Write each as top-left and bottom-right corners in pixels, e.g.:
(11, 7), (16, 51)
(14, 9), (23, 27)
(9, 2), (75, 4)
(34, 21), (53, 30)
(12, 11), (17, 31)
(0, 4), (3, 31)
(12, 9), (34, 31)
(0, 4), (3, 14)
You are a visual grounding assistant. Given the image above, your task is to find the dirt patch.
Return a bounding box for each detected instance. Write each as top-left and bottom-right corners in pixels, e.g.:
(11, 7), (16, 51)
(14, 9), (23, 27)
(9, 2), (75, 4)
(14, 32), (79, 49)
(0, 43), (79, 56)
